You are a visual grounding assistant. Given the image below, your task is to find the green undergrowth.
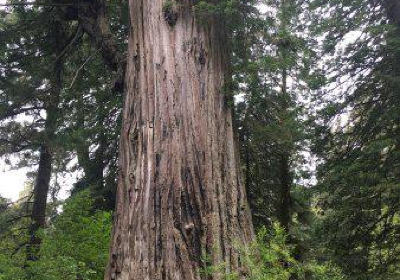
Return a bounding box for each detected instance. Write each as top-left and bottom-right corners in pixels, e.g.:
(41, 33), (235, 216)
(201, 223), (345, 280)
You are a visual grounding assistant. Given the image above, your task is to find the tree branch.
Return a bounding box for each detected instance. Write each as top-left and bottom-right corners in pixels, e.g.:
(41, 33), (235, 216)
(54, 23), (84, 64)
(66, 49), (100, 90)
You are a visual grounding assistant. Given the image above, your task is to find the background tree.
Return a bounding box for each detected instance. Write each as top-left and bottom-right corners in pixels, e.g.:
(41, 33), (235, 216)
(233, 1), (320, 265)
(0, 3), (74, 263)
(310, 0), (400, 278)
(0, 0), (127, 266)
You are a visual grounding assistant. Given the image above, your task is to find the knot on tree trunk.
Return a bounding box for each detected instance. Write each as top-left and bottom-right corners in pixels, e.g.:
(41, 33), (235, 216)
(163, 0), (179, 26)
(184, 222), (194, 235)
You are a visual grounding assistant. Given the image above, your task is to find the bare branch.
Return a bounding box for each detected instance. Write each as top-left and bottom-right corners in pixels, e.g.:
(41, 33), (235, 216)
(66, 48), (100, 90)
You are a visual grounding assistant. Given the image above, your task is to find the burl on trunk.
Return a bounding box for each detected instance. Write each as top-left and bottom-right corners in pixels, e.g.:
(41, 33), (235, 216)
(105, 1), (254, 279)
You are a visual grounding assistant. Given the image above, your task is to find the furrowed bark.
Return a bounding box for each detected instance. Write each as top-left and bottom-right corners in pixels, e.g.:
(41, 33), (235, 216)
(105, 0), (254, 279)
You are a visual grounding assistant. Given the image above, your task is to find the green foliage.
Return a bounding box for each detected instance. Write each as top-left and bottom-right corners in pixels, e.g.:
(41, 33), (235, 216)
(235, 0), (316, 234)
(310, 0), (400, 278)
(30, 191), (112, 280)
(0, 254), (25, 280)
(162, 0), (176, 12)
(207, 223), (345, 280)
(0, 2), (124, 211)
(194, 1), (219, 15)
(0, 191), (112, 280)
(0, 226), (26, 280)
(238, 224), (299, 280)
(194, 0), (242, 26)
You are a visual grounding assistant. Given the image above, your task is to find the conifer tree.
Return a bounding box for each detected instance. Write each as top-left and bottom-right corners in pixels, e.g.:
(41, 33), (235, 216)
(234, 0), (318, 239)
(104, 0), (255, 279)
(311, 0), (400, 278)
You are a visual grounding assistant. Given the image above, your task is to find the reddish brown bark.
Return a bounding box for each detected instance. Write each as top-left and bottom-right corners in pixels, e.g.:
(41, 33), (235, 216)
(104, 1), (254, 279)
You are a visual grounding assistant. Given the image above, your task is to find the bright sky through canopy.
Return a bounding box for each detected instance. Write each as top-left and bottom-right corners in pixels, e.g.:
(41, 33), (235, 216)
(0, 0), (26, 201)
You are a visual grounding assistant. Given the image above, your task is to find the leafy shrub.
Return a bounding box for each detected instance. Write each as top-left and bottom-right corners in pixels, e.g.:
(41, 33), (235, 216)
(29, 191), (112, 280)
(0, 191), (112, 280)
(208, 223), (346, 280)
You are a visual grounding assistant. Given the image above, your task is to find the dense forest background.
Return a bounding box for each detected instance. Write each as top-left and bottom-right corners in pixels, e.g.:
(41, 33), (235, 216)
(0, 0), (399, 279)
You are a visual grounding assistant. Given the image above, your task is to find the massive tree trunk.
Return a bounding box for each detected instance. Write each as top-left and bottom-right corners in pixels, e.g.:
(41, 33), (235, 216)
(105, 1), (254, 279)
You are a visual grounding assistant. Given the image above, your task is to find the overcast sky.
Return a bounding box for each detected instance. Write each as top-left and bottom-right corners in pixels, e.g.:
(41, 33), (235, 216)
(0, 0), (25, 201)
(0, 163), (77, 201)
(0, 167), (28, 201)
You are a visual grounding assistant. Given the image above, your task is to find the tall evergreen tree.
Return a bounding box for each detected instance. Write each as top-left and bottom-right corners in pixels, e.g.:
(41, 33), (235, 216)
(0, 3), (73, 262)
(311, 0), (400, 278)
(104, 1), (255, 279)
(234, 0), (318, 241)
(0, 0), (126, 263)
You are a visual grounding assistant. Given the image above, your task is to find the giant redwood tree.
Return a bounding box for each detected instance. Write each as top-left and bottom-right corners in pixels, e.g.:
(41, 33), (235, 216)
(104, 0), (254, 279)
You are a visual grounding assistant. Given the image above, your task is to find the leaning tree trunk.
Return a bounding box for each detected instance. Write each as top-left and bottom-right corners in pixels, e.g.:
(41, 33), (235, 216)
(105, 1), (254, 279)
